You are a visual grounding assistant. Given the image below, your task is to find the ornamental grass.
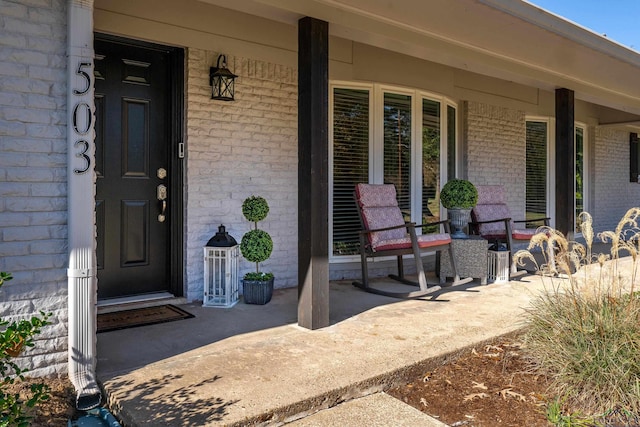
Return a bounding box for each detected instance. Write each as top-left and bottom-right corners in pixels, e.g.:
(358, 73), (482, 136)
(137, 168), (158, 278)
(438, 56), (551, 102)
(514, 209), (640, 423)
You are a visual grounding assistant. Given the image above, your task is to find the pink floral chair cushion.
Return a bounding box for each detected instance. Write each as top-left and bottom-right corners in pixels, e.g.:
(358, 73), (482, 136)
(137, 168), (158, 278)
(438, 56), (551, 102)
(473, 204), (512, 237)
(355, 183), (451, 251)
(355, 184), (406, 249)
(476, 185), (506, 204)
(472, 185), (539, 240)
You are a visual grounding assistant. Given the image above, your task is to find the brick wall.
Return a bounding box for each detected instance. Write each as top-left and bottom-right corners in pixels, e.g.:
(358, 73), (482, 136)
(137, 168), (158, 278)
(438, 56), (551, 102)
(465, 101), (527, 219)
(185, 49), (298, 301)
(592, 128), (640, 233)
(0, 0), (68, 376)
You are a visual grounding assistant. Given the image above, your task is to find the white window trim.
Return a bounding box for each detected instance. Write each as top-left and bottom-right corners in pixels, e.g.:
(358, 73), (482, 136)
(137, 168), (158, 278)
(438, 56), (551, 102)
(329, 82), (458, 263)
(575, 122), (588, 235)
(328, 82), (374, 264)
(525, 116), (556, 229)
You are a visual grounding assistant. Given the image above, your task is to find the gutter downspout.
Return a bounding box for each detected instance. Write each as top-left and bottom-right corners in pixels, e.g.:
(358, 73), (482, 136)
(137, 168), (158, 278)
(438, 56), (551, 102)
(67, 0), (101, 411)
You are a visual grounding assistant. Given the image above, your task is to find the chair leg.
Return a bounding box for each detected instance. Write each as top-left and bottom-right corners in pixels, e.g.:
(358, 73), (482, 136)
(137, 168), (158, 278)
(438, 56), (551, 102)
(505, 223), (519, 275)
(397, 255), (405, 279)
(352, 236), (371, 290)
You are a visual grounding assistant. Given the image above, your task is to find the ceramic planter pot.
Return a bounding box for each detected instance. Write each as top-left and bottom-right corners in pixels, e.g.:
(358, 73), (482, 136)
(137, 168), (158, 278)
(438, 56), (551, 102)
(243, 278), (274, 305)
(448, 208), (472, 239)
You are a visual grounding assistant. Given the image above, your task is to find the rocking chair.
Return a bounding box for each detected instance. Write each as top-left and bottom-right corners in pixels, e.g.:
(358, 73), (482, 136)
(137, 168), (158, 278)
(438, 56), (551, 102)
(352, 183), (467, 298)
(469, 185), (550, 275)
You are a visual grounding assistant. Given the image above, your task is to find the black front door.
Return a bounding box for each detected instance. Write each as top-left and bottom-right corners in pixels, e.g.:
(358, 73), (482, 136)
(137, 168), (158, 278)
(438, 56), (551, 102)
(94, 35), (183, 300)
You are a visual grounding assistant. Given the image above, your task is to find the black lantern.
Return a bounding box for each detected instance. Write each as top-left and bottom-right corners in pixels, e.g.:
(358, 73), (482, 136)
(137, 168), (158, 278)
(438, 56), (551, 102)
(209, 54), (237, 101)
(206, 224), (238, 247)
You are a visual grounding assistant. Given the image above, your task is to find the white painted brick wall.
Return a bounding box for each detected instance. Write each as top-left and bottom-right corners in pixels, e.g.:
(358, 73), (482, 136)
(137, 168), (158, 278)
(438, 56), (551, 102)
(592, 128), (640, 233)
(465, 101), (527, 220)
(0, 0), (68, 377)
(185, 49), (298, 301)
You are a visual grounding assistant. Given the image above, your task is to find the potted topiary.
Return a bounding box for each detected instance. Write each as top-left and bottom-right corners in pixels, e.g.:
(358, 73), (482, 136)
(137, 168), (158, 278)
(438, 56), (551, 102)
(440, 179), (478, 239)
(240, 196), (274, 304)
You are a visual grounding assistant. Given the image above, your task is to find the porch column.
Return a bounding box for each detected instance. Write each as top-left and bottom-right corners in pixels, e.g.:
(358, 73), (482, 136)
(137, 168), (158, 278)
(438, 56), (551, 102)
(555, 88), (575, 236)
(67, 0), (101, 410)
(297, 17), (329, 330)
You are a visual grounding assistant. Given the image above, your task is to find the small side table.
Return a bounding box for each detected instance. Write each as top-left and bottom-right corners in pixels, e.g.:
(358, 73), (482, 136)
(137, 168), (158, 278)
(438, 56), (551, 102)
(439, 235), (488, 285)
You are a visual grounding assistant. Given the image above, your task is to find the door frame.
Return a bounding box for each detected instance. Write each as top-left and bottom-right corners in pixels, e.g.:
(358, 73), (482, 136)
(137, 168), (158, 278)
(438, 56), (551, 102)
(94, 33), (185, 298)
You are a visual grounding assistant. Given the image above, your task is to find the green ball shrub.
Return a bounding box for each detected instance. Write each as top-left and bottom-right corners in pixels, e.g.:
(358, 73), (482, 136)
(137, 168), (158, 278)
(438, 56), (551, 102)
(242, 196), (269, 223)
(440, 179), (478, 209)
(240, 229), (273, 263)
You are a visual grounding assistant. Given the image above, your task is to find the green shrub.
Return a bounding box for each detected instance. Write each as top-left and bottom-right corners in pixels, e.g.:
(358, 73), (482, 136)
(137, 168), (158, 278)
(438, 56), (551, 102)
(243, 272), (274, 281)
(242, 196), (269, 223)
(440, 179), (478, 209)
(0, 272), (51, 427)
(240, 195), (274, 278)
(515, 209), (640, 421)
(240, 229), (273, 264)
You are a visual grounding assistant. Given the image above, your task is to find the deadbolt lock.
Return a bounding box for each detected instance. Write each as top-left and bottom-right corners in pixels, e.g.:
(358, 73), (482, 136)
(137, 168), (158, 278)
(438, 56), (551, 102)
(157, 168), (167, 179)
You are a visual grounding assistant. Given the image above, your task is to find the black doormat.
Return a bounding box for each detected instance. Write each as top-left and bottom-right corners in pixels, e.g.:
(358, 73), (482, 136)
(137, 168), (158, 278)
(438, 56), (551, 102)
(97, 304), (194, 333)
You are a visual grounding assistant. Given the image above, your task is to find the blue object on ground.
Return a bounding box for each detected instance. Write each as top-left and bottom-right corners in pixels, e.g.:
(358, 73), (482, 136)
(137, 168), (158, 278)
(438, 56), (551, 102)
(67, 407), (121, 427)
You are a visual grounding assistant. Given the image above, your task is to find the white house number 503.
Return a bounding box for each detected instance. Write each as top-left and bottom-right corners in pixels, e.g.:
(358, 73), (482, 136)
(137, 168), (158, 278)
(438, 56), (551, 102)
(72, 61), (93, 175)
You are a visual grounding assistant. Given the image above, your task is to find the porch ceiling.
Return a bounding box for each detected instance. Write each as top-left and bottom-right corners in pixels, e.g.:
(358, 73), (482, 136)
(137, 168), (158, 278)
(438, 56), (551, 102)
(199, 0), (640, 117)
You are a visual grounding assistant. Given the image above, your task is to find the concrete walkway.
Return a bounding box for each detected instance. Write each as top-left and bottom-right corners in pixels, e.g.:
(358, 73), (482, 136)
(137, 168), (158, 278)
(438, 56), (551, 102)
(96, 270), (553, 426)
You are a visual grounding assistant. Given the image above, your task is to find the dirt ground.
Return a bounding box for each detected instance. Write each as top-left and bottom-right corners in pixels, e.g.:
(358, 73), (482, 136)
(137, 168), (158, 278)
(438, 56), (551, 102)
(4, 376), (76, 426)
(387, 335), (553, 426)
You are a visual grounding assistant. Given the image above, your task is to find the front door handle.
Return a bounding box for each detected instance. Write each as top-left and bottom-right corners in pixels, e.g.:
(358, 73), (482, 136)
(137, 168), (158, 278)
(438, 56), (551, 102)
(157, 184), (167, 222)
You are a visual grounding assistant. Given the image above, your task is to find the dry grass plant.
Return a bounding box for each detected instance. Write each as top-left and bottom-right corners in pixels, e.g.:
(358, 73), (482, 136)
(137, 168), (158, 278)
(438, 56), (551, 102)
(514, 209), (640, 423)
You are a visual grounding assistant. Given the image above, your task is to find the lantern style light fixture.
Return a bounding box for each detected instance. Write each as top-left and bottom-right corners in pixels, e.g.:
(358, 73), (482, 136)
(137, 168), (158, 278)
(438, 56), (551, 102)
(203, 225), (239, 307)
(209, 54), (237, 101)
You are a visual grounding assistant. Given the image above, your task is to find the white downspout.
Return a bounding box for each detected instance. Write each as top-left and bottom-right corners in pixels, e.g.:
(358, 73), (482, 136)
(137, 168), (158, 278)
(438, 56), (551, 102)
(67, 0), (101, 411)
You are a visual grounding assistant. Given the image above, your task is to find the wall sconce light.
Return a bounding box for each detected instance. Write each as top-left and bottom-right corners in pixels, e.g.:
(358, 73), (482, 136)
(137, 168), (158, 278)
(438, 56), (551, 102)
(209, 54), (237, 101)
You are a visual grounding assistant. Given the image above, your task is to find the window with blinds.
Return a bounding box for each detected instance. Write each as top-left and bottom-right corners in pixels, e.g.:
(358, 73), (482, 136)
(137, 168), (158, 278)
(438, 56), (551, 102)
(383, 93), (412, 221)
(575, 126), (584, 232)
(525, 121), (548, 224)
(422, 99), (441, 227)
(447, 105), (456, 182)
(331, 84), (456, 258)
(332, 88), (370, 256)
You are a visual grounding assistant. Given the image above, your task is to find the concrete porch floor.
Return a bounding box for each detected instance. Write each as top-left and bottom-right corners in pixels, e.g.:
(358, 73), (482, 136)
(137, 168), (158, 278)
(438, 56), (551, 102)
(95, 271), (555, 426)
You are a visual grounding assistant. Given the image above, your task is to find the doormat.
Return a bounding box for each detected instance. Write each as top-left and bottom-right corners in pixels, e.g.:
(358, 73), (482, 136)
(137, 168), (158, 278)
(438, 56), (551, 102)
(97, 304), (194, 333)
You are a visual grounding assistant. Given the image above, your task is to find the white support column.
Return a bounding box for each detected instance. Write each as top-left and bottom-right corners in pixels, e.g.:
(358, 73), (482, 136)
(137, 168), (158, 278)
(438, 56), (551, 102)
(67, 0), (101, 411)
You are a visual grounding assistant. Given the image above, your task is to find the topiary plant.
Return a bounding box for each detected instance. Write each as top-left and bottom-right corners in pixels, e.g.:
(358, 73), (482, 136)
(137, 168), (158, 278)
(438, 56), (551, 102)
(440, 179), (478, 209)
(240, 196), (273, 281)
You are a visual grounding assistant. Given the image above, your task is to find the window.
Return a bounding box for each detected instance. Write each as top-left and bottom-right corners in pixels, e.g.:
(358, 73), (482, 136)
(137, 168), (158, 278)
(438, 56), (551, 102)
(330, 84), (456, 258)
(422, 99), (441, 230)
(630, 132), (639, 183)
(575, 126), (584, 232)
(383, 93), (412, 219)
(525, 120), (549, 224)
(331, 88), (370, 256)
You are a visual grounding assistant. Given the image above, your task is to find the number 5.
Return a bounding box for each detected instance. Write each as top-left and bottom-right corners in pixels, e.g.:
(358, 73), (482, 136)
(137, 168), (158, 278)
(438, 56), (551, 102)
(73, 62), (92, 96)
